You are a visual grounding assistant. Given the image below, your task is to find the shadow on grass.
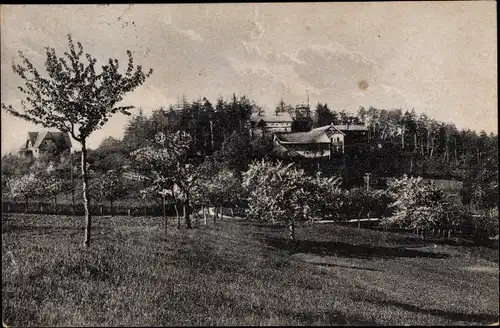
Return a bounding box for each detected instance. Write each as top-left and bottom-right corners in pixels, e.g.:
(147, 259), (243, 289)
(234, 301), (378, 325)
(278, 308), (379, 326)
(263, 237), (450, 259)
(367, 299), (499, 324)
(309, 262), (382, 272)
(433, 237), (499, 250)
(2, 224), (79, 234)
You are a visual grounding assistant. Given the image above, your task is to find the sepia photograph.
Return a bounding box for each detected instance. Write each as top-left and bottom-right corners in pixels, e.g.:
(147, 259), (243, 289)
(1, 2), (498, 326)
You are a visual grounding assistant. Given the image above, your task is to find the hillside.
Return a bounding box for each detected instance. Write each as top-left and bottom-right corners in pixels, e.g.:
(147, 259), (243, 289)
(2, 214), (498, 326)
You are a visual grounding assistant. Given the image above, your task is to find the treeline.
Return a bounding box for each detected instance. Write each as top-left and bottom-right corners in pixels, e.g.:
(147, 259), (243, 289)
(1, 95), (273, 213)
(2, 95), (498, 221)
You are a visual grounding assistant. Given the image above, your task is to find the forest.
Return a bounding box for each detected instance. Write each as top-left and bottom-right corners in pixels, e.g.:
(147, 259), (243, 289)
(2, 95), (498, 231)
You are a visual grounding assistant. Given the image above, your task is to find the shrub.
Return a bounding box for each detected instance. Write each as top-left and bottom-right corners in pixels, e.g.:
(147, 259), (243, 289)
(382, 175), (450, 231)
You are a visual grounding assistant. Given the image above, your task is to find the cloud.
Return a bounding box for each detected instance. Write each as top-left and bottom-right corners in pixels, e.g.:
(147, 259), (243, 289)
(162, 16), (203, 42)
(250, 21), (264, 40)
(293, 43), (379, 92)
(240, 41), (301, 67)
(171, 26), (203, 42)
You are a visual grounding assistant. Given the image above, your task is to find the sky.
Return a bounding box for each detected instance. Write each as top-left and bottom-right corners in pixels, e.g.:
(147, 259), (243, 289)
(1, 3), (497, 154)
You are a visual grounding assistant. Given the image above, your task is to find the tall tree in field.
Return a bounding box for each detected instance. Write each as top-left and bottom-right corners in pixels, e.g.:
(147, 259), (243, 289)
(383, 175), (450, 233)
(132, 131), (200, 229)
(91, 169), (128, 216)
(204, 167), (244, 222)
(242, 160), (312, 240)
(1, 34), (153, 246)
(6, 173), (43, 213)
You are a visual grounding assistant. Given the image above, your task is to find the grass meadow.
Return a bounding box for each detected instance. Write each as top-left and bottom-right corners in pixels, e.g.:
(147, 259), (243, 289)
(2, 213), (499, 326)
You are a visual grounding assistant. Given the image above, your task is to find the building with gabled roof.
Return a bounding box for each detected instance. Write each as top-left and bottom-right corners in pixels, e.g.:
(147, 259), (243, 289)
(312, 123), (369, 144)
(273, 127), (345, 159)
(250, 110), (294, 134)
(18, 131), (72, 158)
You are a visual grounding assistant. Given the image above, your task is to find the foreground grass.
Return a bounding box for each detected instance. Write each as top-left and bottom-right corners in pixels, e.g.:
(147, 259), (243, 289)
(2, 214), (499, 326)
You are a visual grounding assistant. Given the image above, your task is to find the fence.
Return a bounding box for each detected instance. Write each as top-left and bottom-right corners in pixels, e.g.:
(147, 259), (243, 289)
(2, 201), (245, 218)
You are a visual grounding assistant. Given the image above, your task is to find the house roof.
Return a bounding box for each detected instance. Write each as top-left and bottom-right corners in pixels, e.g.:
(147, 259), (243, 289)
(275, 130), (331, 144)
(311, 124), (346, 135)
(33, 131), (50, 148)
(20, 131), (72, 150)
(273, 142), (331, 159)
(334, 124), (368, 131)
(251, 111), (294, 123)
(312, 124), (368, 132)
(28, 132), (38, 145)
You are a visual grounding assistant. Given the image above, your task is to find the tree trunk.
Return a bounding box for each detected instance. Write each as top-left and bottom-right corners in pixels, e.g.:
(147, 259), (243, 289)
(54, 195), (58, 214)
(25, 196), (28, 214)
(70, 152), (75, 216)
(213, 206), (217, 224)
(414, 133), (417, 152)
(401, 126), (405, 149)
(288, 220), (295, 240)
(82, 143), (92, 247)
(174, 203), (179, 225)
(203, 205), (207, 225)
(100, 205), (103, 216)
(162, 194), (167, 234)
(231, 207), (234, 218)
(179, 203), (183, 230)
(110, 200), (114, 217)
(445, 134), (449, 163)
(210, 120), (214, 151)
(144, 206), (147, 217)
(220, 205), (224, 220)
(184, 195), (192, 229)
(427, 131), (431, 156)
(454, 146), (458, 166)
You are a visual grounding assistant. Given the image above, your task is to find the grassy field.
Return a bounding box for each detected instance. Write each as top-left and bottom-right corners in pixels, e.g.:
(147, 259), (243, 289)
(2, 213), (499, 326)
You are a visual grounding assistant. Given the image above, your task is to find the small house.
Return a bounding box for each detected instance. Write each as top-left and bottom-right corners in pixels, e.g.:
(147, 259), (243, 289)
(250, 110), (294, 134)
(18, 131), (72, 158)
(312, 123), (369, 145)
